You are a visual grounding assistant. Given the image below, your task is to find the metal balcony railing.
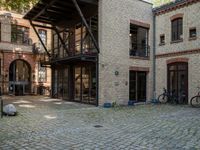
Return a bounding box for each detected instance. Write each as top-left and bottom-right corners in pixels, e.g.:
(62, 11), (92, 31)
(130, 45), (149, 58)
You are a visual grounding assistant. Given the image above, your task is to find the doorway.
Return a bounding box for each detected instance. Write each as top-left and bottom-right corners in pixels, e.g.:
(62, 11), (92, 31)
(129, 71), (147, 102)
(74, 65), (96, 104)
(9, 59), (31, 95)
(168, 62), (188, 104)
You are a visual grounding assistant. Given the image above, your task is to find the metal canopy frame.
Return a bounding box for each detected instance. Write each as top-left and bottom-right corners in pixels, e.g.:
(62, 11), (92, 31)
(30, 20), (51, 57)
(24, 0), (99, 57)
(24, 0), (99, 106)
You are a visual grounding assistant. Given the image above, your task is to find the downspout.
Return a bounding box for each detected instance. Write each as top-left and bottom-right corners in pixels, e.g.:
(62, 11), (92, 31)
(2, 52), (4, 95)
(152, 13), (157, 102)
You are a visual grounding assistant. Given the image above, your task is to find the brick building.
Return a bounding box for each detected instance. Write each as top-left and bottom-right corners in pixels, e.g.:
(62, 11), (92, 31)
(154, 0), (200, 104)
(23, 0), (200, 105)
(0, 11), (51, 95)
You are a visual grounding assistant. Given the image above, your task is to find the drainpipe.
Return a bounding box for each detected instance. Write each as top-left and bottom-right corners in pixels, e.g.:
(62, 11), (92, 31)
(152, 13), (157, 103)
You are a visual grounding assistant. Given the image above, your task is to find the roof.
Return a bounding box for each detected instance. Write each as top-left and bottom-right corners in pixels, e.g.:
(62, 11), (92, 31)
(24, 0), (98, 27)
(153, 0), (200, 15)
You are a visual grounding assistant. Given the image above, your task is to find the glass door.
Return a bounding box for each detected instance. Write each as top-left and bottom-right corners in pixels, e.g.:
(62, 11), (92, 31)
(58, 70), (63, 98)
(137, 72), (147, 101)
(74, 65), (96, 104)
(129, 71), (147, 102)
(129, 71), (136, 101)
(82, 66), (90, 103)
(168, 63), (188, 104)
(52, 69), (58, 97)
(63, 68), (69, 100)
(74, 67), (81, 102)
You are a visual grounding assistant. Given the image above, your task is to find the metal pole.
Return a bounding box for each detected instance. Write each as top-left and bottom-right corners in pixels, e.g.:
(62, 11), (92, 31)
(71, 0), (99, 53)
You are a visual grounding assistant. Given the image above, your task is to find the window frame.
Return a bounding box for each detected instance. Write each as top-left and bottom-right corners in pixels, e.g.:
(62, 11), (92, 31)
(38, 29), (47, 46)
(171, 17), (183, 42)
(11, 24), (30, 45)
(189, 27), (197, 39)
(129, 23), (149, 58)
(38, 62), (47, 83)
(159, 34), (165, 45)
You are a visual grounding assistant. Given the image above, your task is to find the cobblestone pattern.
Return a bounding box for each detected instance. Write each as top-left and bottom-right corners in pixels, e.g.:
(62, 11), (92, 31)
(1, 96), (200, 149)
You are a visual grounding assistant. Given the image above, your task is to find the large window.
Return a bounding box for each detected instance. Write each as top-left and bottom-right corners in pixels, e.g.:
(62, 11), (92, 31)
(171, 18), (183, 41)
(38, 63), (47, 82)
(11, 25), (29, 44)
(130, 24), (149, 57)
(38, 29), (47, 45)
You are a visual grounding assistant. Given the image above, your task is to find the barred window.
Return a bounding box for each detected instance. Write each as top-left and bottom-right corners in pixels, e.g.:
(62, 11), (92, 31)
(38, 29), (47, 45)
(38, 63), (47, 82)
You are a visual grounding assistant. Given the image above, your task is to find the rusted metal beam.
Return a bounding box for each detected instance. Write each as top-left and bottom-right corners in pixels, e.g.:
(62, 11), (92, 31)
(30, 20), (51, 57)
(71, 0), (99, 53)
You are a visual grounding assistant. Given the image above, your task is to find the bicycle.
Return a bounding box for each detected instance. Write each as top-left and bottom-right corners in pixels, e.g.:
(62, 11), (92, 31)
(190, 87), (200, 107)
(158, 88), (178, 104)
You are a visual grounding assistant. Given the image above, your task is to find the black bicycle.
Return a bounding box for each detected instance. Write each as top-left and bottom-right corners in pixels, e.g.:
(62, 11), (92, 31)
(190, 87), (200, 107)
(158, 88), (178, 104)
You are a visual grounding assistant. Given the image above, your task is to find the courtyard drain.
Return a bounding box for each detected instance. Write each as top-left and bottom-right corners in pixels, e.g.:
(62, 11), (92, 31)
(94, 125), (103, 128)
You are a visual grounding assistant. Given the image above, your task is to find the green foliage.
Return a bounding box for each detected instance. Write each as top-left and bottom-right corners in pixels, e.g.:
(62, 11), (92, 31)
(153, 0), (171, 7)
(0, 0), (39, 13)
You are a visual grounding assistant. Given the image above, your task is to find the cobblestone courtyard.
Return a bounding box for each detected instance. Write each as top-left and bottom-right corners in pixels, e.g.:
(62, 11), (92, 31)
(1, 96), (200, 150)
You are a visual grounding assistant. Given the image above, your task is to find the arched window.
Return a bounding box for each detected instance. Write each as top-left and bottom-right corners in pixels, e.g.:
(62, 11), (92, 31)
(171, 18), (183, 41)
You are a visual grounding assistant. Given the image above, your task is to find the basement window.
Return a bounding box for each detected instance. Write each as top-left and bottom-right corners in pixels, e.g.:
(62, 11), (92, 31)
(189, 28), (197, 39)
(160, 34), (165, 45)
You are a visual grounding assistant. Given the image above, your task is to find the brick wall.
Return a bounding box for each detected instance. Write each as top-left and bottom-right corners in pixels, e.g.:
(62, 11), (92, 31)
(155, 2), (200, 103)
(0, 11), (52, 95)
(98, 0), (153, 105)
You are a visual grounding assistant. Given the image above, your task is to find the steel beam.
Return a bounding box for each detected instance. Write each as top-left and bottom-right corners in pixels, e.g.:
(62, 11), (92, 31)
(71, 0), (99, 53)
(52, 26), (70, 56)
(32, 0), (58, 21)
(30, 20), (51, 57)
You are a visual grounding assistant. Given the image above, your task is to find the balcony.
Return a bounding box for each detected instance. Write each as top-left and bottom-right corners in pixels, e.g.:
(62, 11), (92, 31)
(130, 45), (149, 58)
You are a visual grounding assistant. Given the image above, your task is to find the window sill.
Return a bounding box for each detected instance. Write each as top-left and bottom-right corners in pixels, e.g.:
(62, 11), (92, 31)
(130, 56), (150, 60)
(159, 43), (165, 46)
(189, 37), (197, 41)
(170, 39), (183, 44)
(11, 42), (32, 46)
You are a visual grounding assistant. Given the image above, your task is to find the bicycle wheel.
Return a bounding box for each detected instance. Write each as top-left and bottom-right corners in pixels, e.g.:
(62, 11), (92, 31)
(190, 96), (200, 107)
(158, 94), (168, 103)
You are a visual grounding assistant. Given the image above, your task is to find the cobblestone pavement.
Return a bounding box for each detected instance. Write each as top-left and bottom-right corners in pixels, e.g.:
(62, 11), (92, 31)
(1, 96), (200, 150)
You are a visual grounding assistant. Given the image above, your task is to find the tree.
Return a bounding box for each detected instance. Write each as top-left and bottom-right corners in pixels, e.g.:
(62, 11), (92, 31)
(0, 0), (39, 13)
(153, 0), (171, 7)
